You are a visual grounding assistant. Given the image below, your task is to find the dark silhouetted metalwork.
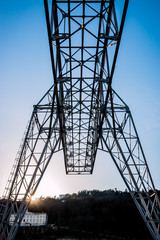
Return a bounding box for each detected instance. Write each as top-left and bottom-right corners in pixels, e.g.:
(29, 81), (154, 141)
(0, 0), (160, 239)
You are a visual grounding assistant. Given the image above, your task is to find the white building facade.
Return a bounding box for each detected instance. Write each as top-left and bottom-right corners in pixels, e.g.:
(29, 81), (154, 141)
(9, 211), (47, 227)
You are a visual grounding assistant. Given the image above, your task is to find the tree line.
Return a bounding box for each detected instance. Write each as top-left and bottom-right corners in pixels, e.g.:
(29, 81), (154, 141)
(28, 189), (152, 239)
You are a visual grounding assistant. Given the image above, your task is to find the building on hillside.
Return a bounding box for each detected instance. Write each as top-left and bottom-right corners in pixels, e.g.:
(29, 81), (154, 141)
(9, 211), (47, 227)
(59, 194), (66, 200)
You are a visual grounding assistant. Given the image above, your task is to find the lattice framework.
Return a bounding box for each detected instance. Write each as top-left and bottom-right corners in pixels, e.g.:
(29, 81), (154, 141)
(0, 1), (160, 239)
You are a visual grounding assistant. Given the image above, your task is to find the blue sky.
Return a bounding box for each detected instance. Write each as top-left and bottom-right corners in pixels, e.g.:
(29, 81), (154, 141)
(0, 0), (160, 198)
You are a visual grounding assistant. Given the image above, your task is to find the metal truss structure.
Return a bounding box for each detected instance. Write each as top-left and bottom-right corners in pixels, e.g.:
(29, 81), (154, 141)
(0, 0), (160, 239)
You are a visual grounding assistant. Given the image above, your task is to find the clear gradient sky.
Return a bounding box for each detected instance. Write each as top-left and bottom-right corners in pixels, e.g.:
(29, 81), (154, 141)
(0, 0), (160, 198)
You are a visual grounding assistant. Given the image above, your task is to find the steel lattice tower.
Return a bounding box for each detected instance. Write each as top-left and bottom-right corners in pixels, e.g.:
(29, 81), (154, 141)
(0, 0), (160, 239)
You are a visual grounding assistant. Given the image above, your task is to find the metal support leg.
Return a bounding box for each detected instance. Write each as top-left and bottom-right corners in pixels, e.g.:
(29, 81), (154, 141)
(0, 86), (62, 240)
(100, 89), (160, 240)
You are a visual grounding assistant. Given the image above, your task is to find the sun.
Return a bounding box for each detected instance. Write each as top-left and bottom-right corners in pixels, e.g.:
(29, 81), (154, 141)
(30, 195), (37, 201)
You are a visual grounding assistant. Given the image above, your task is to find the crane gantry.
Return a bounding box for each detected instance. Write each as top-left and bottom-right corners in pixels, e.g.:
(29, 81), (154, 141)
(0, 0), (160, 239)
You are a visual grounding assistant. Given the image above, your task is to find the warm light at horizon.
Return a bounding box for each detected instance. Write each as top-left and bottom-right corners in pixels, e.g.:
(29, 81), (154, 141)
(30, 195), (37, 201)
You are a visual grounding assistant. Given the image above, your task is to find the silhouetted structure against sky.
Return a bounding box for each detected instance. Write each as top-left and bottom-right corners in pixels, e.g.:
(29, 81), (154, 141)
(0, 1), (160, 239)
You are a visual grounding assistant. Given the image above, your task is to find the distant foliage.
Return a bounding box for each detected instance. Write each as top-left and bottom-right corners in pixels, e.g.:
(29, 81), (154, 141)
(28, 189), (152, 239)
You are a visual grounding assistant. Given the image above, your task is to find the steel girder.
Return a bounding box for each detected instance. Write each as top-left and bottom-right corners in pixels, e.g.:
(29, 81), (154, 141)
(0, 86), (62, 239)
(0, 0), (160, 240)
(100, 88), (160, 239)
(44, 0), (128, 174)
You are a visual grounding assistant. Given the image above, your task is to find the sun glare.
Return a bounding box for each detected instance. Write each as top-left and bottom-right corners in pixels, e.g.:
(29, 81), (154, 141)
(31, 195), (37, 201)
